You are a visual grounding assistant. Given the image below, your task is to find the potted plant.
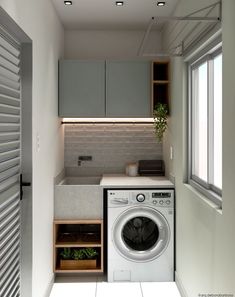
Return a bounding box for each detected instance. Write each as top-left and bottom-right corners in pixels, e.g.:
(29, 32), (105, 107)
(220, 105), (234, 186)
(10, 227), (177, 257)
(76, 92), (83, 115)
(153, 103), (168, 142)
(82, 248), (98, 260)
(60, 247), (98, 270)
(60, 247), (72, 260)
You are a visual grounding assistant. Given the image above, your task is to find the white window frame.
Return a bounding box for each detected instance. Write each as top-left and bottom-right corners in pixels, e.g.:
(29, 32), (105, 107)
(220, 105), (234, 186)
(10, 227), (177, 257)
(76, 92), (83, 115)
(188, 46), (222, 208)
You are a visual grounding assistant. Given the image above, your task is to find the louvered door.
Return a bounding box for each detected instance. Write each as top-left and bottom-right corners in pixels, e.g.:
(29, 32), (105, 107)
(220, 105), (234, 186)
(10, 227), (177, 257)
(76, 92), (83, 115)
(0, 27), (21, 297)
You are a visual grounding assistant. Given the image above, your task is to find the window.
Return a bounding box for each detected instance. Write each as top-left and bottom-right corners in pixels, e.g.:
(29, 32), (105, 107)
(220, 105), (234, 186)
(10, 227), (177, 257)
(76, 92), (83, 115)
(188, 48), (222, 206)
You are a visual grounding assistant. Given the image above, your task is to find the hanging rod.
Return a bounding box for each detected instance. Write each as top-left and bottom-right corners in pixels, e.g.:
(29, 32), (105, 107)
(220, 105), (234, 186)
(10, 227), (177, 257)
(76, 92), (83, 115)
(138, 17), (156, 56)
(164, 1), (221, 40)
(165, 2), (220, 54)
(138, 1), (222, 57)
(154, 16), (220, 22)
(138, 16), (220, 57)
(141, 53), (182, 57)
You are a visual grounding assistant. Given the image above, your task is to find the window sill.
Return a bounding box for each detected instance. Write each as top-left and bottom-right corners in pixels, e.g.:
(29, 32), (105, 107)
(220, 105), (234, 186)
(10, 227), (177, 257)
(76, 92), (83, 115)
(183, 182), (222, 214)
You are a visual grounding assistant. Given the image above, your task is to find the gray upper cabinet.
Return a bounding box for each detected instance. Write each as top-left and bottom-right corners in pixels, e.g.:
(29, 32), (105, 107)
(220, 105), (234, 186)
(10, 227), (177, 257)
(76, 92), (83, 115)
(106, 61), (151, 117)
(59, 60), (151, 118)
(59, 60), (105, 117)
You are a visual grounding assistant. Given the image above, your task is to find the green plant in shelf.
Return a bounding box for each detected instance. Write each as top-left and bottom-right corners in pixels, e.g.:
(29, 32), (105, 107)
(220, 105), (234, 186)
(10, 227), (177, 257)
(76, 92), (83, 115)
(72, 248), (98, 260)
(60, 247), (99, 260)
(73, 249), (86, 260)
(60, 248), (99, 260)
(153, 103), (168, 142)
(60, 248), (72, 260)
(82, 248), (98, 259)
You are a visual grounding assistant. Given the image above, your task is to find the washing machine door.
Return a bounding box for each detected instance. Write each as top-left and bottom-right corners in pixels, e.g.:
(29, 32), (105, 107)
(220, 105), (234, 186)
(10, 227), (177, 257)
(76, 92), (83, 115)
(112, 206), (170, 262)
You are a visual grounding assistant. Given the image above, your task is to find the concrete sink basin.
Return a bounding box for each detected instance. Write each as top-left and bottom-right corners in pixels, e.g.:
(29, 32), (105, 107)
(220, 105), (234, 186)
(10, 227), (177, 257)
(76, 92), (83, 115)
(59, 176), (101, 185)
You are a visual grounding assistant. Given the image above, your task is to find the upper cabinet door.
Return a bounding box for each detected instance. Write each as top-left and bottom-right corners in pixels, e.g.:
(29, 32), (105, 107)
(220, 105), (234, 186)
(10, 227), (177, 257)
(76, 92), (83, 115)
(106, 61), (151, 117)
(59, 60), (105, 117)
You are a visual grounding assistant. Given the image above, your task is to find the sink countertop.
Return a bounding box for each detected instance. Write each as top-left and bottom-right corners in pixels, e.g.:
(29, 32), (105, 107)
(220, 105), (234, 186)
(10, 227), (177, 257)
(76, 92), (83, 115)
(100, 174), (174, 188)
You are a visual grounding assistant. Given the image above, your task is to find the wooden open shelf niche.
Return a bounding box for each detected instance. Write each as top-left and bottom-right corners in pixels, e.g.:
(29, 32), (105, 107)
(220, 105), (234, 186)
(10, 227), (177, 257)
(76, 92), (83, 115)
(53, 219), (103, 273)
(152, 61), (170, 114)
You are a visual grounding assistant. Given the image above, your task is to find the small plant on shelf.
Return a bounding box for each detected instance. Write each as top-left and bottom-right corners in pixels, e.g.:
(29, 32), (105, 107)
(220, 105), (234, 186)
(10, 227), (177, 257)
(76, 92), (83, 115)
(73, 249), (85, 260)
(59, 248), (99, 270)
(153, 103), (168, 142)
(82, 248), (98, 259)
(60, 247), (72, 260)
(72, 248), (98, 260)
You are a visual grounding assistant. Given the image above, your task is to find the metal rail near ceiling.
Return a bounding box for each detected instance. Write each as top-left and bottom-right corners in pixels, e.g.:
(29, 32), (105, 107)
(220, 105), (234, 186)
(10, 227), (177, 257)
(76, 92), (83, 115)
(138, 1), (222, 57)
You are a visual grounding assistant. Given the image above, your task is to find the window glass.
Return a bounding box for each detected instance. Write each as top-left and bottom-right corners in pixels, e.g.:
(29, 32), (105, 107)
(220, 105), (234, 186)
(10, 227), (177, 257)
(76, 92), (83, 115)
(189, 48), (222, 204)
(192, 62), (208, 182)
(213, 54), (222, 189)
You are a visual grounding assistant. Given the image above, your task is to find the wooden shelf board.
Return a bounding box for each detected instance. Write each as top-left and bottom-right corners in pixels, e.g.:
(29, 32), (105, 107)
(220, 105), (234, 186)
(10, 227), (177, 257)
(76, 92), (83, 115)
(55, 268), (103, 273)
(153, 61), (169, 64)
(54, 219), (103, 225)
(55, 243), (102, 248)
(153, 80), (169, 84)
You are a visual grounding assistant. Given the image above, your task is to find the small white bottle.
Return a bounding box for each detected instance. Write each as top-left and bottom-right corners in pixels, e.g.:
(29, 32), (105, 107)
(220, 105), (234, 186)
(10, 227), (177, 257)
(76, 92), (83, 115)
(126, 163), (138, 177)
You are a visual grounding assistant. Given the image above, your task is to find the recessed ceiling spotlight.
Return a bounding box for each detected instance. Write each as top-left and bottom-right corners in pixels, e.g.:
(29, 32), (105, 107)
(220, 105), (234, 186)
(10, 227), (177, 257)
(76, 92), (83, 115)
(116, 1), (124, 6)
(64, 1), (72, 5)
(157, 1), (166, 6)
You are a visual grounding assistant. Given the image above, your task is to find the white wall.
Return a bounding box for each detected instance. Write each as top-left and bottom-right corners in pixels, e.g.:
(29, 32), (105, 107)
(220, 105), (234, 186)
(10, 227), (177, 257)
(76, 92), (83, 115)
(163, 0), (235, 296)
(0, 1), (64, 296)
(65, 30), (162, 59)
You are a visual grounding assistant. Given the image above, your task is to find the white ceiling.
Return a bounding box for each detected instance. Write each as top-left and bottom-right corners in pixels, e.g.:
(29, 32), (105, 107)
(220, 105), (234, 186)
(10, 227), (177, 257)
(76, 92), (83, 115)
(51, 0), (179, 30)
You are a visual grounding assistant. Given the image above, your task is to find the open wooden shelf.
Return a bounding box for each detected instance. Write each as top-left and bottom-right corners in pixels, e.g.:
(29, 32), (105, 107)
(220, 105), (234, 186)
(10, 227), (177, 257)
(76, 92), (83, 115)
(53, 219), (103, 273)
(152, 61), (170, 113)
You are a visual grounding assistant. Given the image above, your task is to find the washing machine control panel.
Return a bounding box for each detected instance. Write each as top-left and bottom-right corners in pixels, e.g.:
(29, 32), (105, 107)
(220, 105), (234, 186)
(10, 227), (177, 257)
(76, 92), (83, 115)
(108, 190), (174, 208)
(151, 192), (173, 207)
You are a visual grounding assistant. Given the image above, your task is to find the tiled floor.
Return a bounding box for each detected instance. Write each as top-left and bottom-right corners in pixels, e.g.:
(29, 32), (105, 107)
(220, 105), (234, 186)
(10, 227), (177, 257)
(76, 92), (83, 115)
(50, 279), (182, 297)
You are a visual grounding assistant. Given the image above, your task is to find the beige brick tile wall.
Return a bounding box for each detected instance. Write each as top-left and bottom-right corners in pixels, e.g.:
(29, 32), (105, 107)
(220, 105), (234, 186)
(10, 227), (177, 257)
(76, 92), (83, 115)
(64, 124), (162, 176)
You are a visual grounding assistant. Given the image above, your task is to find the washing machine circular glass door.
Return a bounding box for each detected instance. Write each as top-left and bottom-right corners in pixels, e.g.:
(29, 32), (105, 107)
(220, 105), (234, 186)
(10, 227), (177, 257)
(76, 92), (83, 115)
(112, 206), (170, 262)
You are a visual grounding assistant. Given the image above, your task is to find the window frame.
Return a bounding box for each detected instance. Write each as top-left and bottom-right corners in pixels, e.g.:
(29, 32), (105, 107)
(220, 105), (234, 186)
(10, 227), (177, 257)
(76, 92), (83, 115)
(188, 46), (222, 208)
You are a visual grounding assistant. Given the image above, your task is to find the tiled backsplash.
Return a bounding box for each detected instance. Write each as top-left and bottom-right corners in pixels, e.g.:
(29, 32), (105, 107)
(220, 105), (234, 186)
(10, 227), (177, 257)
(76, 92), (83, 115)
(64, 124), (162, 176)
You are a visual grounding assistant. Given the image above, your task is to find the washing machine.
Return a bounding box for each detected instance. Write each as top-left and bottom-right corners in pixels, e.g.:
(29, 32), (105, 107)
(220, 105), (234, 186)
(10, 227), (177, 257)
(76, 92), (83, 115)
(107, 189), (174, 282)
